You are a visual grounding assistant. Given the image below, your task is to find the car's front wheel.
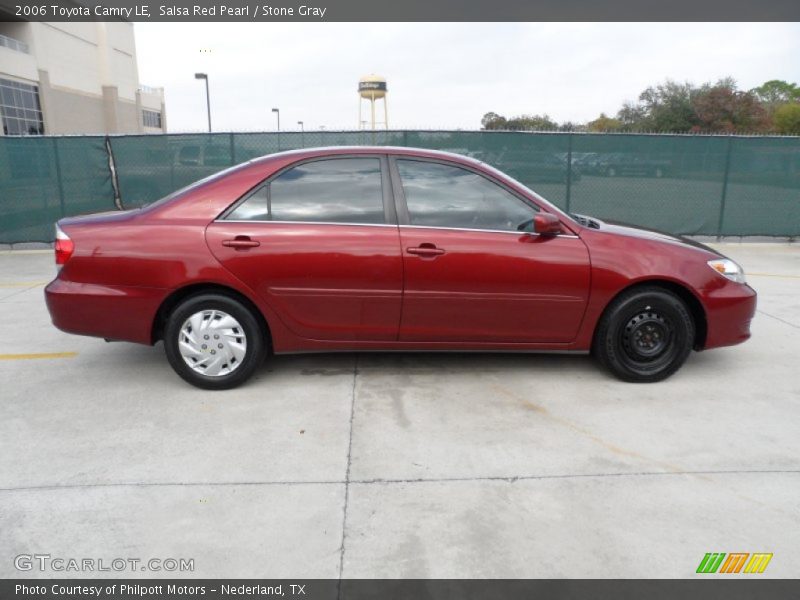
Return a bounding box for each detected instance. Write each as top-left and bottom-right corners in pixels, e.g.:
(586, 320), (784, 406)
(164, 293), (266, 390)
(593, 286), (694, 382)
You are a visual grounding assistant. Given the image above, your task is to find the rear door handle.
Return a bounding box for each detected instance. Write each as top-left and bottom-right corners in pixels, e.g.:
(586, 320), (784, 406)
(222, 236), (260, 249)
(407, 244), (445, 257)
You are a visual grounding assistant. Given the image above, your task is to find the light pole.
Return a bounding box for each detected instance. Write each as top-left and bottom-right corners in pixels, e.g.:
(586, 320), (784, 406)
(297, 121), (304, 147)
(271, 108), (281, 150)
(194, 73), (211, 132)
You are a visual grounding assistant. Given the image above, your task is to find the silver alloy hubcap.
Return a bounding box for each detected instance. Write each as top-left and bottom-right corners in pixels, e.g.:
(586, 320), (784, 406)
(178, 310), (247, 377)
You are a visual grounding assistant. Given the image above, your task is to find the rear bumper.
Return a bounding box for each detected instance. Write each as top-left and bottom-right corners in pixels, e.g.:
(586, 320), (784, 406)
(45, 278), (167, 345)
(703, 283), (757, 349)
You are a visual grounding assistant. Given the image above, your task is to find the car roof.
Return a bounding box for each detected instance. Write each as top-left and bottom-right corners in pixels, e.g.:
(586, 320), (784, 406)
(247, 146), (484, 168)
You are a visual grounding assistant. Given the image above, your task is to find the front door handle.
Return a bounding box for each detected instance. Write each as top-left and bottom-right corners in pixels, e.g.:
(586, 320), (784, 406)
(407, 244), (445, 257)
(222, 235), (260, 249)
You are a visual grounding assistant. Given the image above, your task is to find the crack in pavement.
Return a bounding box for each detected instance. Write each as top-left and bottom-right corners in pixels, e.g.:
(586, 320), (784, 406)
(337, 353), (359, 587)
(757, 309), (800, 330)
(1, 468), (797, 494)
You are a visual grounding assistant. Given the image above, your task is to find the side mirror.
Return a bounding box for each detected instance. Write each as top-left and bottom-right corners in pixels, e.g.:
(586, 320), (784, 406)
(533, 213), (563, 235)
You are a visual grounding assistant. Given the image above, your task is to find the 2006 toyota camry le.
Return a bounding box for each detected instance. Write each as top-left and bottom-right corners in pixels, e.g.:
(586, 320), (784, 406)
(45, 147), (756, 389)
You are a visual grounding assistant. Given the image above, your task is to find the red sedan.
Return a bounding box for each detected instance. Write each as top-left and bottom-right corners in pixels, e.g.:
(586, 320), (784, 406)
(45, 147), (756, 389)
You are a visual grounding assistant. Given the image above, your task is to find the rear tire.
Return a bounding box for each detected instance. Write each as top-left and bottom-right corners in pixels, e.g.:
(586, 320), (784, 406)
(164, 293), (266, 390)
(593, 286), (694, 382)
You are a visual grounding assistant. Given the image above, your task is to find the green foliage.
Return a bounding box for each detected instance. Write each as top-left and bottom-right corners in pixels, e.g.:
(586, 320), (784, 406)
(506, 114), (558, 131)
(483, 78), (800, 134)
(615, 78), (774, 133)
(481, 112), (558, 131)
(751, 80), (800, 108)
(481, 112), (507, 130)
(587, 113), (622, 132)
(629, 80), (700, 132)
(773, 103), (800, 135)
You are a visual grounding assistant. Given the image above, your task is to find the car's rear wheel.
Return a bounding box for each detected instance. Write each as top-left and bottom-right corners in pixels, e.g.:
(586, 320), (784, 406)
(164, 293), (266, 390)
(593, 286), (694, 382)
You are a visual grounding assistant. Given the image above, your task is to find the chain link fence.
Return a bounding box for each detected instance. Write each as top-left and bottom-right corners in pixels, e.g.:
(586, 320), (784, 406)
(2, 131), (798, 243)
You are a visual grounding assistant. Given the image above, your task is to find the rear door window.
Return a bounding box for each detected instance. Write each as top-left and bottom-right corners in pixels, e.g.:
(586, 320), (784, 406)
(226, 157), (385, 224)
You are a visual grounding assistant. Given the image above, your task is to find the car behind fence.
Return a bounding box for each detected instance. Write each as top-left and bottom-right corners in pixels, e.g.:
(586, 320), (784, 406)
(1, 130), (798, 243)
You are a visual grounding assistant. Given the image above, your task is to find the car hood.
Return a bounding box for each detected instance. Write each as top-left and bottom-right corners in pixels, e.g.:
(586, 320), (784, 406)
(578, 214), (723, 257)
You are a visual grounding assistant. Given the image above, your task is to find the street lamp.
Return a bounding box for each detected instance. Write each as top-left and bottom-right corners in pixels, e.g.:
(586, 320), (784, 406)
(297, 120), (304, 132)
(297, 121), (304, 147)
(194, 73), (211, 132)
(271, 108), (280, 131)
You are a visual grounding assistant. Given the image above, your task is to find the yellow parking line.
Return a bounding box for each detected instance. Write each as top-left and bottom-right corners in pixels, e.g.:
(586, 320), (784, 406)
(748, 272), (800, 280)
(0, 281), (49, 288)
(0, 352), (78, 360)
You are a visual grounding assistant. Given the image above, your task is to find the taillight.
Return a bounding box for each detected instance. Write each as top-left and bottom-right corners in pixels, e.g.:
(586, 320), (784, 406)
(55, 224), (74, 266)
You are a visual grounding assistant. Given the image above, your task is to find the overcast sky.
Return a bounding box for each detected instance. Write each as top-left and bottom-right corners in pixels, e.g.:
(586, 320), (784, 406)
(134, 23), (800, 133)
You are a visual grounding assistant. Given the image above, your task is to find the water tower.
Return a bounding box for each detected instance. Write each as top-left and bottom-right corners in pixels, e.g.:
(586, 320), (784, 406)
(358, 75), (388, 130)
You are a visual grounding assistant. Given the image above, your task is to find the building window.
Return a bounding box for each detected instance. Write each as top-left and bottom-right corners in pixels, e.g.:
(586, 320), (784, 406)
(0, 33), (29, 54)
(0, 78), (44, 135)
(143, 109), (162, 129)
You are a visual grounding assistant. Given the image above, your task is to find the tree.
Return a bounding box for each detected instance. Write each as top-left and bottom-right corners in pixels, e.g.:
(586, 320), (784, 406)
(616, 101), (647, 129)
(587, 113), (622, 132)
(635, 80), (700, 131)
(773, 102), (800, 135)
(614, 80), (701, 131)
(751, 80), (800, 110)
(481, 112), (559, 131)
(691, 81), (769, 132)
(558, 121), (584, 132)
(481, 112), (508, 130)
(506, 114), (558, 131)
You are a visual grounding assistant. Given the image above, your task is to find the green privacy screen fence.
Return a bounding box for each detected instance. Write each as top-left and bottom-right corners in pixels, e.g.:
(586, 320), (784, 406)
(1, 130), (799, 243)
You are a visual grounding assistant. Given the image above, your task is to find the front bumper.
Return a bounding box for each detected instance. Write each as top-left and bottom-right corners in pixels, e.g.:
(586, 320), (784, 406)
(702, 283), (757, 349)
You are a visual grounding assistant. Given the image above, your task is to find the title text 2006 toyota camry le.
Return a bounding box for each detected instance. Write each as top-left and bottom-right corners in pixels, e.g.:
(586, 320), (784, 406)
(45, 147), (756, 389)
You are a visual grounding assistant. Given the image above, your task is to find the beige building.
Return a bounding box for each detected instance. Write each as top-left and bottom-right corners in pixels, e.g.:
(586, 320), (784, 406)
(0, 21), (166, 135)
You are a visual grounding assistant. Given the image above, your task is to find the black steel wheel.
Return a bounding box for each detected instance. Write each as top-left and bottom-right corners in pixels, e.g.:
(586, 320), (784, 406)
(593, 286), (695, 382)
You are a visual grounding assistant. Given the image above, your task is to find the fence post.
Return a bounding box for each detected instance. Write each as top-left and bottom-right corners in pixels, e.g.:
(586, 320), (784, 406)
(104, 136), (123, 210)
(565, 133), (573, 213)
(52, 137), (66, 217)
(229, 132), (236, 165)
(717, 135), (734, 238)
(403, 130), (409, 147)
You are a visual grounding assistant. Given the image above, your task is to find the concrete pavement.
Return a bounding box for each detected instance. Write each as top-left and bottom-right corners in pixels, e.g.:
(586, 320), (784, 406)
(1, 244), (798, 578)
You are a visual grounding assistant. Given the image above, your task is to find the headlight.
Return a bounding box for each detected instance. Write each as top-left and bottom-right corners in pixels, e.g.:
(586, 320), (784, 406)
(707, 258), (746, 284)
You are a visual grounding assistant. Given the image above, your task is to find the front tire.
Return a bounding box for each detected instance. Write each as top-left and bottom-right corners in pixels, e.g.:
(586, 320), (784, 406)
(593, 286), (694, 382)
(164, 293), (266, 390)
